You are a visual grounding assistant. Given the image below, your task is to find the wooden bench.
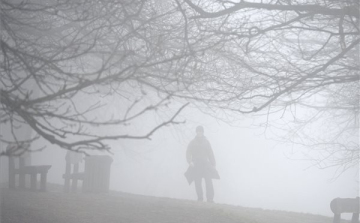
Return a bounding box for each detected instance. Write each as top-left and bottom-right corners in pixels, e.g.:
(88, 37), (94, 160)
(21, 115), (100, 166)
(9, 156), (51, 191)
(330, 197), (360, 223)
(63, 151), (84, 193)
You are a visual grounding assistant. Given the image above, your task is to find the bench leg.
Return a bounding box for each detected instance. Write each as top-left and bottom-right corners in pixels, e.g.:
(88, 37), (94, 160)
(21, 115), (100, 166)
(351, 213), (359, 223)
(19, 158), (26, 189)
(8, 158), (15, 189)
(64, 178), (70, 192)
(30, 173), (37, 191)
(333, 214), (341, 223)
(71, 164), (79, 192)
(19, 173), (25, 189)
(64, 161), (71, 192)
(9, 174), (15, 189)
(40, 172), (47, 192)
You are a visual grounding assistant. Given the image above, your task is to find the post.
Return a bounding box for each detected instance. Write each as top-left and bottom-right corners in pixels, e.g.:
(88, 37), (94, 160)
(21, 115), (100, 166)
(351, 213), (359, 223)
(8, 157), (15, 189)
(30, 173), (37, 191)
(333, 214), (341, 223)
(64, 156), (71, 192)
(40, 171), (47, 192)
(71, 163), (79, 192)
(18, 157), (25, 189)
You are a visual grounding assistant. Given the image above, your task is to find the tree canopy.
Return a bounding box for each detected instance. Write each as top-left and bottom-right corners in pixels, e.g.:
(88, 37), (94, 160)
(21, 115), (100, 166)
(1, 0), (358, 171)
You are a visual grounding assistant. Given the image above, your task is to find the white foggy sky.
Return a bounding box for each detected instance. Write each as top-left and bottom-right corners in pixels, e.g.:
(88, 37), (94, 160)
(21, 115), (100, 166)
(23, 104), (359, 218)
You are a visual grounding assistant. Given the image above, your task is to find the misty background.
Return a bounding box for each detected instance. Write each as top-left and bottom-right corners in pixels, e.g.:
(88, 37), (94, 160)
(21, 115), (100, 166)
(7, 102), (357, 218)
(0, 0), (359, 222)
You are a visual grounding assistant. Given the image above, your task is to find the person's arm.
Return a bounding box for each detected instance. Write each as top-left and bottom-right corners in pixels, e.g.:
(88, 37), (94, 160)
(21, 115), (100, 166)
(208, 144), (216, 167)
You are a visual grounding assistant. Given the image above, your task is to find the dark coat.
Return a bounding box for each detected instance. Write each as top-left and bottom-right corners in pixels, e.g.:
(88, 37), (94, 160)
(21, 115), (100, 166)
(185, 134), (220, 185)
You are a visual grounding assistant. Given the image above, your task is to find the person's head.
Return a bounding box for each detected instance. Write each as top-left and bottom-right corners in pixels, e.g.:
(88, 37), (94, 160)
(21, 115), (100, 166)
(196, 125), (204, 135)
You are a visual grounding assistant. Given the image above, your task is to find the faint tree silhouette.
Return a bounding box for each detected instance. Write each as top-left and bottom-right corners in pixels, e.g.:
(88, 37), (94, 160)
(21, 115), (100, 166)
(176, 0), (359, 171)
(0, 0), (194, 155)
(1, 0), (359, 171)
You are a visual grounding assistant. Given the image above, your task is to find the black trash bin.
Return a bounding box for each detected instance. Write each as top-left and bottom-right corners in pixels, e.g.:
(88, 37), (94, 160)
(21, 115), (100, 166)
(83, 155), (113, 193)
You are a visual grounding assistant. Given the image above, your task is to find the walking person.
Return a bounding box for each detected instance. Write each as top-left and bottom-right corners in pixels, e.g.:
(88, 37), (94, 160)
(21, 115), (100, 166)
(185, 126), (220, 203)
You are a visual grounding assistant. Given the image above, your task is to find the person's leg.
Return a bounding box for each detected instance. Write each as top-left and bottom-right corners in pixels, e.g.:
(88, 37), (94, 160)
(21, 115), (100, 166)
(205, 177), (214, 202)
(194, 177), (203, 201)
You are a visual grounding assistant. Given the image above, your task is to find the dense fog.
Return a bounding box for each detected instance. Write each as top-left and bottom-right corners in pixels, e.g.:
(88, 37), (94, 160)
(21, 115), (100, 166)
(4, 105), (356, 218)
(0, 1), (359, 222)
